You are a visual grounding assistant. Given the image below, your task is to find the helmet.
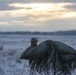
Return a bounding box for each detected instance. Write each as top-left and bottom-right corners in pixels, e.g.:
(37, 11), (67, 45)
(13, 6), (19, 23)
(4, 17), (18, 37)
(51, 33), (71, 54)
(30, 37), (38, 42)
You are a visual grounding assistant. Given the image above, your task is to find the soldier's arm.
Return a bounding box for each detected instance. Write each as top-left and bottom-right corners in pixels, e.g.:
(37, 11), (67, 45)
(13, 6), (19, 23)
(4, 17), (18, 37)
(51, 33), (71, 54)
(20, 47), (31, 59)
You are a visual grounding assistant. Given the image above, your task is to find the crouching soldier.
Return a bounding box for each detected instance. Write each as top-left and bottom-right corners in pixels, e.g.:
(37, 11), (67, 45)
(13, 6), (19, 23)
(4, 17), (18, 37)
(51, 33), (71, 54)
(20, 38), (50, 75)
(20, 38), (51, 75)
(20, 37), (38, 75)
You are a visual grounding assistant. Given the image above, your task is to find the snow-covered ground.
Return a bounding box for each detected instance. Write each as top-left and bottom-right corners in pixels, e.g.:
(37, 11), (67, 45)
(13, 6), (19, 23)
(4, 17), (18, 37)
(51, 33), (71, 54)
(0, 34), (76, 75)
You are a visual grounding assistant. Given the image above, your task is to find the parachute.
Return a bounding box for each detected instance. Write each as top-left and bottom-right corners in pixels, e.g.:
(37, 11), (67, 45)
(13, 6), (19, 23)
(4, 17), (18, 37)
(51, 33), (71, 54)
(20, 40), (76, 74)
(20, 40), (52, 59)
(20, 40), (76, 59)
(55, 41), (76, 54)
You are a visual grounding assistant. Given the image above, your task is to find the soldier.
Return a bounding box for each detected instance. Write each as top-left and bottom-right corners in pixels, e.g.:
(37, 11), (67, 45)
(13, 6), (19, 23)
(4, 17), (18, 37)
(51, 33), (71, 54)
(20, 37), (38, 75)
(20, 39), (51, 75)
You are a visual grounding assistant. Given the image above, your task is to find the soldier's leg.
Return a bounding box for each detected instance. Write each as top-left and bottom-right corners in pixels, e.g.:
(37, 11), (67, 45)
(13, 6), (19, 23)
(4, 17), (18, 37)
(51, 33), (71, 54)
(29, 66), (36, 75)
(62, 63), (71, 75)
(44, 64), (50, 75)
(29, 61), (36, 75)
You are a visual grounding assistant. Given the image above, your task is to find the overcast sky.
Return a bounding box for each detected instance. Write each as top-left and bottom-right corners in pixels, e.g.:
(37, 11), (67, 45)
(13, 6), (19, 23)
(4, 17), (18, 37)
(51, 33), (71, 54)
(0, 0), (76, 32)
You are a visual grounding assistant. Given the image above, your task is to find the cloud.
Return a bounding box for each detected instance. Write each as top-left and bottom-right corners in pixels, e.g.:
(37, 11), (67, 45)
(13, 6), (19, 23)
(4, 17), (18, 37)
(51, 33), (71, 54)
(40, 18), (76, 31)
(2, 0), (76, 3)
(0, 18), (76, 32)
(33, 0), (76, 3)
(0, 2), (15, 11)
(7, 3), (76, 21)
(0, 22), (8, 25)
(0, 0), (28, 11)
(0, 0), (76, 11)
(0, 3), (76, 25)
(0, 1), (76, 31)
(65, 4), (76, 11)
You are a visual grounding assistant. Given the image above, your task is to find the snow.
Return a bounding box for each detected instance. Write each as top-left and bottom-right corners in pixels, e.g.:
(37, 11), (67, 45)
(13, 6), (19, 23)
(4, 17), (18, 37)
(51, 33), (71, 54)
(0, 34), (76, 75)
